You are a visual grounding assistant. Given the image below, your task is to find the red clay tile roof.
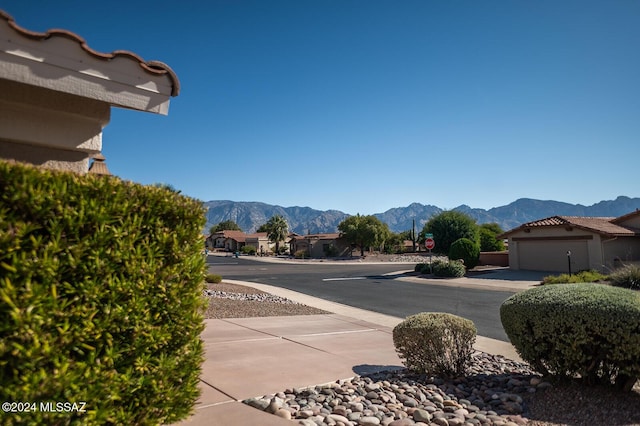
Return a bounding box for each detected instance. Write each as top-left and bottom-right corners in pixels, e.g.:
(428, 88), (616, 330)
(211, 230), (246, 241)
(1, 10), (180, 96)
(503, 215), (639, 237)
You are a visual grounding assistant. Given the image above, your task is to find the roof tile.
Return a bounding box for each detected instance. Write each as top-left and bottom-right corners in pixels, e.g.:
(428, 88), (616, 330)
(505, 215), (638, 237)
(0, 10), (180, 96)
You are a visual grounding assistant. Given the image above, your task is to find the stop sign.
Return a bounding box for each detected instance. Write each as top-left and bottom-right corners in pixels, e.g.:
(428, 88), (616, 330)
(425, 238), (435, 250)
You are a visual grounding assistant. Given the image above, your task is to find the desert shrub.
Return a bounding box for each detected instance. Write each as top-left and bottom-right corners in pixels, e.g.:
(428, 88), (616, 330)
(241, 245), (256, 255)
(393, 312), (477, 376)
(294, 249), (309, 259)
(500, 284), (640, 391)
(449, 238), (480, 269)
(0, 160), (206, 424)
(609, 264), (640, 290)
(432, 259), (466, 278)
(205, 274), (223, 284)
(415, 262), (437, 274)
(541, 270), (608, 285)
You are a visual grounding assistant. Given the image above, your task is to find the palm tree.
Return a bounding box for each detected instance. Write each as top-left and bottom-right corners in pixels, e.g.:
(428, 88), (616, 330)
(265, 215), (289, 255)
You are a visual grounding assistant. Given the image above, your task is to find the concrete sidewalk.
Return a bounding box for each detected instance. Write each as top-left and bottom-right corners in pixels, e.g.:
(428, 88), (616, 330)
(174, 272), (541, 426)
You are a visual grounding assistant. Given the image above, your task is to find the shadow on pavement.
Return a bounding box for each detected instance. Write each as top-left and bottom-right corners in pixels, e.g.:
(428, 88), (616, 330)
(467, 268), (553, 282)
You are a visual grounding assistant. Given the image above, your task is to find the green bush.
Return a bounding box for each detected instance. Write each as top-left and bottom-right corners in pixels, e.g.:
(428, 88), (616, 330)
(541, 270), (608, 285)
(449, 238), (480, 269)
(432, 259), (466, 278)
(205, 274), (222, 284)
(241, 245), (256, 255)
(500, 284), (640, 391)
(415, 262), (436, 274)
(0, 161), (207, 424)
(609, 264), (640, 290)
(415, 263), (427, 273)
(393, 312), (476, 376)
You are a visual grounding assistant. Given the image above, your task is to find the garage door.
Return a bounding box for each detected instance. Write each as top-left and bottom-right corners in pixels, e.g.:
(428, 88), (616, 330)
(517, 240), (589, 272)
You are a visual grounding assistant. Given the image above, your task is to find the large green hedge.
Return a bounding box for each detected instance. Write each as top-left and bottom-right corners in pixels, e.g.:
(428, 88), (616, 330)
(501, 284), (640, 391)
(0, 161), (207, 425)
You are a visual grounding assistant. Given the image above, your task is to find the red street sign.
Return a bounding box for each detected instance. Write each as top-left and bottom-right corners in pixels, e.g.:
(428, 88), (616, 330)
(425, 238), (435, 250)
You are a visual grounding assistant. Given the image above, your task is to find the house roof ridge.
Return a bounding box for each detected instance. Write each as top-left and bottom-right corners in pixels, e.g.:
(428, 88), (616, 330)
(0, 9), (180, 96)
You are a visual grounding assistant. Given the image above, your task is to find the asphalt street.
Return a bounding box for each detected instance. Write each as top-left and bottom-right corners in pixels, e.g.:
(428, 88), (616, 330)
(207, 256), (516, 341)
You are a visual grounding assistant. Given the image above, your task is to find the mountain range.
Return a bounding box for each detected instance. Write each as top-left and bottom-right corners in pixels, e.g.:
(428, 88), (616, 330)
(203, 196), (640, 235)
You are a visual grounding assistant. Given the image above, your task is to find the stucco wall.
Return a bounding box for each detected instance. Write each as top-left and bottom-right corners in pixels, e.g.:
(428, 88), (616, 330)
(478, 251), (509, 267)
(0, 78), (110, 173)
(602, 237), (640, 270)
(0, 140), (89, 173)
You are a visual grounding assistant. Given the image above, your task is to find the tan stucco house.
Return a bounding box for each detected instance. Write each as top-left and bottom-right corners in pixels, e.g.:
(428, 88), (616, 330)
(500, 210), (640, 273)
(207, 230), (247, 252)
(289, 233), (352, 258)
(206, 230), (272, 254)
(0, 10), (179, 174)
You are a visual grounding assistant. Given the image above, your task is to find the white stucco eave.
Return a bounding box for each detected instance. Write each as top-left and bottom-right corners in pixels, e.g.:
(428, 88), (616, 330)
(0, 32), (173, 115)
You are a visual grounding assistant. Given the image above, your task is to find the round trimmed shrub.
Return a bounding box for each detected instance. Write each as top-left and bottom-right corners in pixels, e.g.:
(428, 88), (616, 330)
(393, 312), (477, 376)
(500, 284), (640, 391)
(432, 259), (466, 278)
(449, 238), (480, 269)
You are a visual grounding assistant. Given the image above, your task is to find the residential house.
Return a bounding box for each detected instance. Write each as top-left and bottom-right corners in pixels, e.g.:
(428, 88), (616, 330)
(289, 233), (351, 258)
(0, 10), (179, 173)
(244, 233), (271, 254)
(500, 210), (640, 272)
(207, 230), (246, 252)
(207, 230), (272, 254)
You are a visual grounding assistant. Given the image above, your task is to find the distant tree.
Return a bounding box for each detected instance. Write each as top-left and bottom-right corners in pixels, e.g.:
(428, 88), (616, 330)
(420, 211), (479, 255)
(385, 232), (406, 254)
(256, 223), (269, 233)
(209, 220), (242, 234)
(264, 215), (289, 255)
(398, 230), (413, 241)
(479, 223), (506, 252)
(338, 214), (391, 257)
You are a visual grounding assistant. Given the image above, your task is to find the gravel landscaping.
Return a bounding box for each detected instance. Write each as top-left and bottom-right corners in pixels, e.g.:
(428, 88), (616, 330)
(204, 282), (329, 318)
(204, 282), (640, 425)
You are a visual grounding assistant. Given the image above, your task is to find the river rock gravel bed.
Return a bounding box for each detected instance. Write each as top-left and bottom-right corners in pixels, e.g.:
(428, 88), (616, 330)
(245, 351), (546, 426)
(245, 353), (640, 426)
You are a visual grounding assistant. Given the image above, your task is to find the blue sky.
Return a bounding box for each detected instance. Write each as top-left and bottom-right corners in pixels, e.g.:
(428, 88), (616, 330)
(4, 1), (639, 215)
